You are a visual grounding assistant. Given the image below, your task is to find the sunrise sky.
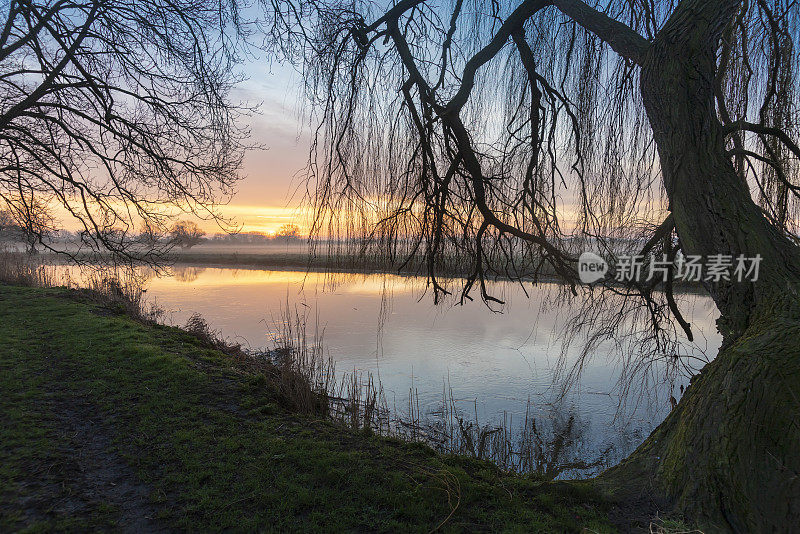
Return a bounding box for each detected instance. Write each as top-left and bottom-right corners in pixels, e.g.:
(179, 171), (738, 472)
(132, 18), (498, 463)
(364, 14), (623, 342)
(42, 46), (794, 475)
(49, 55), (310, 237)
(52, 44), (658, 238)
(209, 58), (310, 235)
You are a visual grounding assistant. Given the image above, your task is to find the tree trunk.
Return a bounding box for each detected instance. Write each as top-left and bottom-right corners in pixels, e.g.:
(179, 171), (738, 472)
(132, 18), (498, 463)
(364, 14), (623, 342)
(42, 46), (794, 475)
(601, 305), (800, 532)
(600, 1), (800, 531)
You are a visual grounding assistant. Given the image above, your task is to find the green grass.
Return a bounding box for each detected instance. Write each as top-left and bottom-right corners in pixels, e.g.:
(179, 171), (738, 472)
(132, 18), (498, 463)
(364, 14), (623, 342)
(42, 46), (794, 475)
(0, 284), (617, 532)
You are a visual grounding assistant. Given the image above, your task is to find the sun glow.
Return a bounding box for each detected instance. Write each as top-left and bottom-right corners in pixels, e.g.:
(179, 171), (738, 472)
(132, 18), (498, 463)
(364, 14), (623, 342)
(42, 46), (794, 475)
(48, 201), (309, 237)
(212, 204), (308, 236)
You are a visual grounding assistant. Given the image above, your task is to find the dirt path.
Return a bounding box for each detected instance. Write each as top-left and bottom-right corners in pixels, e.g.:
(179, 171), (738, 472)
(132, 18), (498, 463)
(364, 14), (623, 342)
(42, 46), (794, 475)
(50, 395), (166, 533)
(1, 338), (165, 531)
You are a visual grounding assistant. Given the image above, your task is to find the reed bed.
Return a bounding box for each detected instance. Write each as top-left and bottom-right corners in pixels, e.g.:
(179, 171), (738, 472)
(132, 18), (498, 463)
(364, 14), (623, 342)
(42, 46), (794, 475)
(264, 304), (613, 478)
(0, 250), (164, 323)
(0, 250), (60, 287)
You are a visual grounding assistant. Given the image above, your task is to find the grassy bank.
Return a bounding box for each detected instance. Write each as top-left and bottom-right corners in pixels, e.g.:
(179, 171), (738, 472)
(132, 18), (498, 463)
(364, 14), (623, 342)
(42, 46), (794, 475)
(0, 284), (617, 532)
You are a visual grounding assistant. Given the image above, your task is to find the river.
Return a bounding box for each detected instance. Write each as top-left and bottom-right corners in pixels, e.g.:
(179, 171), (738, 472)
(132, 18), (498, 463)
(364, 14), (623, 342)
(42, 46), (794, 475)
(118, 264), (722, 474)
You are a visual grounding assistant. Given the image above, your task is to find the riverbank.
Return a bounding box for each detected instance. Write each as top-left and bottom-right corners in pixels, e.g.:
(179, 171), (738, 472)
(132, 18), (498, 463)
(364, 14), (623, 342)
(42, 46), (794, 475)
(28, 245), (711, 298)
(0, 283), (620, 532)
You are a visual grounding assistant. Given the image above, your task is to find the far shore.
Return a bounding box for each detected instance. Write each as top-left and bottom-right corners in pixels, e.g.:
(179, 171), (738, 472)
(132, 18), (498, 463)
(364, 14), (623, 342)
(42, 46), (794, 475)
(22, 242), (710, 295)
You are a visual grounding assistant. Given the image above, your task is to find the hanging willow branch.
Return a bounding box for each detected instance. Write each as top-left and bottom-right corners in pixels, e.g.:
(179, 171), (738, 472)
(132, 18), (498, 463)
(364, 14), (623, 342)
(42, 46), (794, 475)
(263, 0), (800, 389)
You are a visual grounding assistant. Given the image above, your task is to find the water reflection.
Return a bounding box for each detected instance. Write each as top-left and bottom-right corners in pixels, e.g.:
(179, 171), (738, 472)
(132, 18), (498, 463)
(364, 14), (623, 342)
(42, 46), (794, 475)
(69, 263), (723, 473)
(172, 266), (205, 283)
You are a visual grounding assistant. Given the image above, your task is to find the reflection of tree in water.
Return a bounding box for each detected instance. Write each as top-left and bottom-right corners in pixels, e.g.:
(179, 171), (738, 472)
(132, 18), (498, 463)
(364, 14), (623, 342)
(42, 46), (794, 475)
(173, 266), (206, 283)
(294, 271), (646, 477)
(516, 408), (627, 480)
(399, 391), (617, 479)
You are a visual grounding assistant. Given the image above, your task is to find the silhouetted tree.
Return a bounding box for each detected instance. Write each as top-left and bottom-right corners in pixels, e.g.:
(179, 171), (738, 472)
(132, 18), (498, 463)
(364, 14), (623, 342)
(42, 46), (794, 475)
(137, 221), (162, 246)
(275, 223), (301, 241)
(0, 0), (251, 264)
(267, 0), (800, 528)
(0, 202), (54, 253)
(0, 209), (11, 229)
(170, 220), (206, 249)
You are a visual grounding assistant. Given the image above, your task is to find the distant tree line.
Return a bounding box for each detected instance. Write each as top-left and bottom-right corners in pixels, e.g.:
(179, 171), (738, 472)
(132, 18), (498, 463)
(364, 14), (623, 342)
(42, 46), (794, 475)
(209, 224), (302, 245)
(1, 214), (304, 251)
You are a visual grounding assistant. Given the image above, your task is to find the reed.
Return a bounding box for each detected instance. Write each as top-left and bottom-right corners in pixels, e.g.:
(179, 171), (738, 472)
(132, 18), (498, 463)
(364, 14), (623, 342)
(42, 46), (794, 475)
(263, 304), (614, 478)
(263, 304), (335, 415)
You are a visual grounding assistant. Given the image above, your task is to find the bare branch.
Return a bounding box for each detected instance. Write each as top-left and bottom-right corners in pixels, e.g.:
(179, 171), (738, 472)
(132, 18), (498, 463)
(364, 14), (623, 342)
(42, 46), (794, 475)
(551, 0), (650, 64)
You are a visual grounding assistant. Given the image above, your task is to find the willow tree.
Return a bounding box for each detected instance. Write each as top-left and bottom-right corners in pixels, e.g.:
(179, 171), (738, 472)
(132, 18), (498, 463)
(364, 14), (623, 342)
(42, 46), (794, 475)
(267, 0), (800, 529)
(0, 0), (250, 263)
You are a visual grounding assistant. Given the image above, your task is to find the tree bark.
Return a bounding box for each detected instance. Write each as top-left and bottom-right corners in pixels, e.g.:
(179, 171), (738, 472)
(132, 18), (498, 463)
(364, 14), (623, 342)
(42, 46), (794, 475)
(601, 1), (800, 531)
(601, 307), (800, 532)
(640, 0), (800, 342)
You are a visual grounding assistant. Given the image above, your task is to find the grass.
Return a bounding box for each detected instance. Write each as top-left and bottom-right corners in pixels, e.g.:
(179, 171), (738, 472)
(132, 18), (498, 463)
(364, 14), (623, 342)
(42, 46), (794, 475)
(0, 283), (618, 532)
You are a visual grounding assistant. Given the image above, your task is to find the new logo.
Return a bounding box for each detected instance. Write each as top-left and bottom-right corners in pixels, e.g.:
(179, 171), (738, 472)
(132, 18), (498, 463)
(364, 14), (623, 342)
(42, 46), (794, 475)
(578, 252), (608, 284)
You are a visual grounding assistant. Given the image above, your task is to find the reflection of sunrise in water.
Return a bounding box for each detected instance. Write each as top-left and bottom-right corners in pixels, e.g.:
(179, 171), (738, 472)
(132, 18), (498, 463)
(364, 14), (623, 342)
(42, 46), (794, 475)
(130, 265), (724, 468)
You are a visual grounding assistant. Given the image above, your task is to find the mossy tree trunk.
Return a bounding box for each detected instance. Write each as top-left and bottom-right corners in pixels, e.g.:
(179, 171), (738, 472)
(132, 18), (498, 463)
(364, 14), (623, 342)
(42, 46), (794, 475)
(603, 302), (800, 532)
(602, 1), (800, 531)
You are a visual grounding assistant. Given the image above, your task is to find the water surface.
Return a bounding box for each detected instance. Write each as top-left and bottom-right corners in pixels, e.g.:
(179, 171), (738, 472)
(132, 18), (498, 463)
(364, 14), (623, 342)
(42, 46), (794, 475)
(143, 265), (721, 471)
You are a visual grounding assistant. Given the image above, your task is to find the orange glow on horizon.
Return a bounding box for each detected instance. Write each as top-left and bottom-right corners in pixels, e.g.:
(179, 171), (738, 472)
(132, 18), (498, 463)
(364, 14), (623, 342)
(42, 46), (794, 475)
(210, 204), (308, 236)
(50, 202), (310, 237)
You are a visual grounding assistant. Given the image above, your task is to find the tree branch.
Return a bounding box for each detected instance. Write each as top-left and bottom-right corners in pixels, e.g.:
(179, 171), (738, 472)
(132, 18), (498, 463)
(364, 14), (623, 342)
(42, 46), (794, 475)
(446, 0), (550, 112)
(724, 120), (800, 161)
(550, 0), (649, 65)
